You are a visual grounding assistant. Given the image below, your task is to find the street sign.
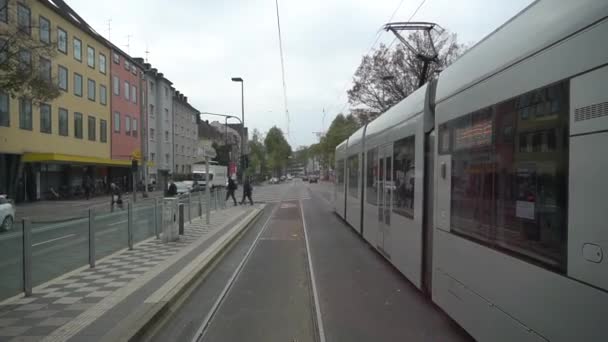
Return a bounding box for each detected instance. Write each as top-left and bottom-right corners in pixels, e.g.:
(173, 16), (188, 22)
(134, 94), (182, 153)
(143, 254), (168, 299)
(131, 149), (142, 161)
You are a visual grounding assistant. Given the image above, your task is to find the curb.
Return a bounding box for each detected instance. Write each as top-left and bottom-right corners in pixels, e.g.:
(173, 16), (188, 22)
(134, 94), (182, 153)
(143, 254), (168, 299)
(103, 206), (265, 342)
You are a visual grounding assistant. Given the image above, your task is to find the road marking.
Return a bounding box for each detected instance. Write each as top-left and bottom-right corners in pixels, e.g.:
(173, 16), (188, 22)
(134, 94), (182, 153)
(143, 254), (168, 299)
(32, 234), (76, 247)
(300, 199), (326, 342)
(108, 219), (127, 227)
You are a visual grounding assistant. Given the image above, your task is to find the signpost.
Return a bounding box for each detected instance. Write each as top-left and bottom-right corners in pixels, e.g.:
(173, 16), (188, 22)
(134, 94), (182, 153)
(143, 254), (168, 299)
(198, 145), (217, 225)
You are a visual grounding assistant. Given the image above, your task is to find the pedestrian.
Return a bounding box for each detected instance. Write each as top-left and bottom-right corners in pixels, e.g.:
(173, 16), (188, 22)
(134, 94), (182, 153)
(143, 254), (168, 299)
(168, 181), (178, 197)
(240, 177), (254, 205)
(110, 183), (123, 210)
(225, 177), (238, 206)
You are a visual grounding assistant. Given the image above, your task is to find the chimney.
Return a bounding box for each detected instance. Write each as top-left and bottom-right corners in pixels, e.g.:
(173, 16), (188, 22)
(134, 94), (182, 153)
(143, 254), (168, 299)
(184, 96), (188, 102)
(144, 63), (151, 69)
(157, 72), (164, 78)
(133, 57), (144, 64)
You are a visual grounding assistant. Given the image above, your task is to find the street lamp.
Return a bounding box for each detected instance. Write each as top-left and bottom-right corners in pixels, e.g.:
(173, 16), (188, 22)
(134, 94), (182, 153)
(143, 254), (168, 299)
(200, 112), (243, 177)
(231, 77), (245, 182)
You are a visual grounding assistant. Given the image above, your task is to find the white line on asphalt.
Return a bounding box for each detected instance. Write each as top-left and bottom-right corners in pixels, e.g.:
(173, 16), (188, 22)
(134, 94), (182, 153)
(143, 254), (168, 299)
(192, 204), (278, 342)
(108, 219), (127, 227)
(300, 199), (326, 342)
(32, 234), (76, 247)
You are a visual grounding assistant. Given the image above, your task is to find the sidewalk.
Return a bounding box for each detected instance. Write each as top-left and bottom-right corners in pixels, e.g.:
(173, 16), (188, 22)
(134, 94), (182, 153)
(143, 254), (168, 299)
(14, 191), (165, 222)
(0, 203), (264, 342)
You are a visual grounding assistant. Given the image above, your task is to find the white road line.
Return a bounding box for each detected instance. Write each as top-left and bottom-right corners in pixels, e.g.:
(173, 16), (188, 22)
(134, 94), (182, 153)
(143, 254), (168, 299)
(300, 199), (326, 342)
(108, 219), (127, 227)
(32, 234), (76, 247)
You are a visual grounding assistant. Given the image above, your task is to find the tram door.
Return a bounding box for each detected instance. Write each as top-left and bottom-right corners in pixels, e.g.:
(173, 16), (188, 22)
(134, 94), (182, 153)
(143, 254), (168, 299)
(377, 144), (393, 258)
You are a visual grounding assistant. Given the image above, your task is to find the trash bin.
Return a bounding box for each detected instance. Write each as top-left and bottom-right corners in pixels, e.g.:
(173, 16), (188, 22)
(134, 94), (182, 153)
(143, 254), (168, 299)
(162, 197), (179, 243)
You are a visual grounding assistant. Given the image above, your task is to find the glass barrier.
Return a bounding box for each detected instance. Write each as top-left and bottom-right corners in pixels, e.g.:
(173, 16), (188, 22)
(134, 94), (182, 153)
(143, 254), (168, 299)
(0, 223), (23, 301)
(95, 206), (129, 261)
(133, 201), (156, 243)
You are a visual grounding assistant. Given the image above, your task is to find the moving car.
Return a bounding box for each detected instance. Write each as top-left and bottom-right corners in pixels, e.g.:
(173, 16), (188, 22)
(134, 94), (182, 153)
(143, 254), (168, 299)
(269, 177), (279, 184)
(175, 182), (191, 195)
(0, 195), (15, 231)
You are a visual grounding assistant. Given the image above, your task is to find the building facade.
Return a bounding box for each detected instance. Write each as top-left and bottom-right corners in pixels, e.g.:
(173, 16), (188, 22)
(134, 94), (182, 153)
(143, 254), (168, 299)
(172, 91), (199, 174)
(143, 64), (173, 189)
(0, 0), (124, 201)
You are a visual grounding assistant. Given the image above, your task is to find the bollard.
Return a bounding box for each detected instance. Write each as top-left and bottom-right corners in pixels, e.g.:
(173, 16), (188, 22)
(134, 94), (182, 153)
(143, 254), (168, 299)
(22, 219), (32, 297)
(178, 203), (185, 235)
(222, 189), (226, 209)
(127, 202), (133, 250)
(188, 193), (192, 223)
(154, 198), (160, 239)
(198, 191), (203, 217)
(88, 208), (96, 268)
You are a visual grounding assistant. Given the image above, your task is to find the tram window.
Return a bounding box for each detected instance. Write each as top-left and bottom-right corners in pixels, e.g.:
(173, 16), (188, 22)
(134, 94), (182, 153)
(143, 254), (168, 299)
(366, 148), (378, 206)
(336, 159), (345, 192)
(448, 80), (569, 272)
(393, 136), (415, 218)
(348, 155), (359, 198)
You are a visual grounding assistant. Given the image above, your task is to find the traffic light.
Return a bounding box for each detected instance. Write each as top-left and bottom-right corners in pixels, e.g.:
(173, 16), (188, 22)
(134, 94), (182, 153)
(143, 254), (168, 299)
(131, 159), (138, 172)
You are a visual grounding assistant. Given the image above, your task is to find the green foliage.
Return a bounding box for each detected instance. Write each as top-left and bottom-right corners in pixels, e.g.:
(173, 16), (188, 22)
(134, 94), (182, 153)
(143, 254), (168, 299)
(314, 114), (359, 167)
(212, 142), (231, 166)
(264, 126), (292, 176)
(247, 129), (266, 179)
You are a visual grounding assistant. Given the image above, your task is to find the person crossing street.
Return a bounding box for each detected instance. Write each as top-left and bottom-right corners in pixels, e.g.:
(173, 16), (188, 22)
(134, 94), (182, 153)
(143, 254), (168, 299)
(225, 177), (238, 206)
(240, 176), (254, 205)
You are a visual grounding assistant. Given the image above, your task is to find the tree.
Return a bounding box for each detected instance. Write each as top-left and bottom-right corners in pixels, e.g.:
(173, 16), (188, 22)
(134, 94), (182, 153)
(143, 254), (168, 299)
(247, 129), (266, 180)
(212, 142), (231, 166)
(1, 0), (61, 102)
(264, 126), (292, 177)
(347, 30), (465, 123)
(313, 114), (359, 169)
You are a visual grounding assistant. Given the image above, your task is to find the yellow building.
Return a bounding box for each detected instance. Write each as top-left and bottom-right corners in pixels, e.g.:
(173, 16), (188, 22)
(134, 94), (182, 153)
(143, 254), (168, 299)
(0, 0), (128, 201)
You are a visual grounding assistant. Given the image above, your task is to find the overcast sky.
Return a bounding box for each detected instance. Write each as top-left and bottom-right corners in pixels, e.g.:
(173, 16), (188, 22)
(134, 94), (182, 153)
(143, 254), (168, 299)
(68, 0), (532, 148)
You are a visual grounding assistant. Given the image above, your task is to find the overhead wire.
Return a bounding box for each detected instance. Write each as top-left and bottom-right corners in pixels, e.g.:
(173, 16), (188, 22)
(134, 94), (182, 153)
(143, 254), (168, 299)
(387, 0), (427, 50)
(274, 0), (291, 141)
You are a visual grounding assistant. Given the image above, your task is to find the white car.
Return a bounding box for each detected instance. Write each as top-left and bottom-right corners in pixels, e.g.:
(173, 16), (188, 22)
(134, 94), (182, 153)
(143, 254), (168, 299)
(0, 195), (15, 231)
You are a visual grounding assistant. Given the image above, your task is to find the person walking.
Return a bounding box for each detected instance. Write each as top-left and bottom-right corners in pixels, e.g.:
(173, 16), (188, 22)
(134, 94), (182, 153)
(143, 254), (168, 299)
(168, 181), (178, 197)
(225, 177), (238, 206)
(110, 183), (123, 211)
(240, 177), (254, 205)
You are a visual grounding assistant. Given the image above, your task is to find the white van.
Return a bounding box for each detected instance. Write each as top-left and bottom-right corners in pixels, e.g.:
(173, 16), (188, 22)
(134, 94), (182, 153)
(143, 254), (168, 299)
(192, 162), (228, 189)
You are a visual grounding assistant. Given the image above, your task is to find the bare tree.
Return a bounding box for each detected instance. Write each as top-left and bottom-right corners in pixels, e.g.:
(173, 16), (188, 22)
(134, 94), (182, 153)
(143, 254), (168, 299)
(0, 0), (61, 102)
(347, 30), (465, 122)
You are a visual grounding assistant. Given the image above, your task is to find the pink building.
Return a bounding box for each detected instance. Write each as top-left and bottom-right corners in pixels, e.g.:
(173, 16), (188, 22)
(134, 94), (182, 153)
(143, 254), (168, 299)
(109, 49), (144, 188)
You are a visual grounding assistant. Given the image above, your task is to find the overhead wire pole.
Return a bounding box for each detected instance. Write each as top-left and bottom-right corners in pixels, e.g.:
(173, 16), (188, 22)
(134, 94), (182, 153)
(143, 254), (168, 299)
(274, 0), (290, 140)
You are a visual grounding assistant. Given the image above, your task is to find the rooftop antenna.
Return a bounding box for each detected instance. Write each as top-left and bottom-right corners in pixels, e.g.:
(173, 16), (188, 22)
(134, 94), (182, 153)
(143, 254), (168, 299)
(144, 45), (150, 63)
(107, 19), (111, 41)
(383, 21), (444, 88)
(124, 34), (132, 54)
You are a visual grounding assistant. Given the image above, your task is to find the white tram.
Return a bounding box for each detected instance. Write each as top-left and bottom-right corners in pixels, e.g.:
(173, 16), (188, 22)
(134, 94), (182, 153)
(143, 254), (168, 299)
(334, 1), (608, 340)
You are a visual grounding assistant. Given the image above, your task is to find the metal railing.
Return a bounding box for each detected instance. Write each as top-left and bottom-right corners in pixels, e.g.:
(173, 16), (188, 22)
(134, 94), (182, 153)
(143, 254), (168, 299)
(1, 188), (228, 301)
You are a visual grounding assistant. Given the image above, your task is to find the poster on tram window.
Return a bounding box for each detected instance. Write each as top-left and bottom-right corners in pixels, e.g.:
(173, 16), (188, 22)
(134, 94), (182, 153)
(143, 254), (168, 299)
(516, 200), (535, 220)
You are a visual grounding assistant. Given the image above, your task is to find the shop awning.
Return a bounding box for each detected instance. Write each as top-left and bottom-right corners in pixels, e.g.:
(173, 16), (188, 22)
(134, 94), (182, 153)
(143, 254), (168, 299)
(22, 153), (131, 167)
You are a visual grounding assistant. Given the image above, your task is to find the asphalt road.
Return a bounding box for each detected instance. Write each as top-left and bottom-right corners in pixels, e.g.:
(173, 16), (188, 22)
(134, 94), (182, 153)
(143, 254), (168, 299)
(0, 193), (220, 301)
(148, 181), (472, 342)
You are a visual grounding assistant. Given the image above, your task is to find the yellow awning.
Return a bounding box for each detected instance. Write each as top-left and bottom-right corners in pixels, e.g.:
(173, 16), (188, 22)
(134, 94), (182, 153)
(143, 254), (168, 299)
(22, 153), (131, 167)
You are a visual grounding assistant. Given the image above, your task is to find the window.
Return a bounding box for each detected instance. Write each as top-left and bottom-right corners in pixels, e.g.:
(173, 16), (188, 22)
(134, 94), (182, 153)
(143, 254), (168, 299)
(57, 28), (67, 54)
(131, 85), (137, 103)
(88, 116), (96, 141)
(0, 91), (9, 127)
(39, 57), (51, 83)
(99, 53), (106, 74)
(181, 145), (185, 153)
(74, 73), (83, 97)
(164, 108), (169, 119)
(74, 112), (83, 139)
(165, 130), (169, 142)
(336, 159), (345, 192)
(113, 112), (120, 132)
(58, 108), (68, 136)
(0, 0), (6, 23)
(124, 81), (130, 100)
(17, 4), (31, 35)
(164, 86), (168, 98)
(347, 155), (359, 198)
(113, 75), (119, 95)
(393, 136), (415, 218)
(113, 52), (120, 64)
(100, 85), (107, 105)
(0, 39), (7, 64)
(149, 104), (155, 117)
(73, 38), (82, 61)
(87, 46), (95, 68)
(125, 116), (131, 135)
(150, 128), (155, 140)
(124, 60), (130, 71)
(58, 65), (68, 91)
(150, 81), (155, 92)
(366, 148), (378, 206)
(40, 103), (51, 133)
(39, 16), (50, 44)
(132, 119), (137, 137)
(87, 79), (96, 101)
(150, 153), (155, 162)
(19, 49), (31, 72)
(100, 119), (107, 142)
(165, 154), (169, 164)
(442, 80), (569, 272)
(19, 98), (32, 130)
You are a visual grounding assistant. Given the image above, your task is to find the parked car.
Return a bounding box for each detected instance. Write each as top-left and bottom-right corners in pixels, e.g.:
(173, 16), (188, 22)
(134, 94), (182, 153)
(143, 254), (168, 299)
(269, 177), (279, 184)
(175, 182), (191, 195)
(309, 176), (318, 183)
(0, 195), (15, 231)
(302, 175), (309, 181)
